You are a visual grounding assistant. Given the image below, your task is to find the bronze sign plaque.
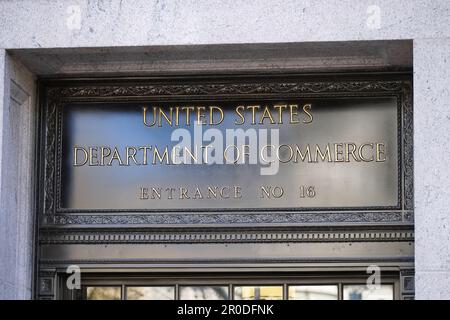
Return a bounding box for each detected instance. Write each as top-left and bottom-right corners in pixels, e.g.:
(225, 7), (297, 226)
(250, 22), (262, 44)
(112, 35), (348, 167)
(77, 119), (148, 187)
(37, 74), (413, 302)
(60, 96), (399, 211)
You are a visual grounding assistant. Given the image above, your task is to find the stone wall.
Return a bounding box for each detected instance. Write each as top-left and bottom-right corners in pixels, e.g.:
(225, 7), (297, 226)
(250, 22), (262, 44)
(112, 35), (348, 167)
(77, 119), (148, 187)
(414, 39), (450, 299)
(0, 52), (36, 299)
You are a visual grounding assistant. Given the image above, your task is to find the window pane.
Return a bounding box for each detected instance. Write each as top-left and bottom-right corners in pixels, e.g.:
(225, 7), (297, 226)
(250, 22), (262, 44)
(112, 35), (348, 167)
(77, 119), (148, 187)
(289, 285), (338, 300)
(343, 285), (394, 300)
(179, 286), (228, 300)
(126, 286), (174, 300)
(86, 287), (121, 300)
(234, 286), (283, 300)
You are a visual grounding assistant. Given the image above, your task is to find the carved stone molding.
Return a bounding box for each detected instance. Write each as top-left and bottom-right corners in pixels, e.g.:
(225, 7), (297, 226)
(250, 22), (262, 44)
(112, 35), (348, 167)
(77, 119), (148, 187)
(40, 256), (415, 266)
(40, 228), (414, 244)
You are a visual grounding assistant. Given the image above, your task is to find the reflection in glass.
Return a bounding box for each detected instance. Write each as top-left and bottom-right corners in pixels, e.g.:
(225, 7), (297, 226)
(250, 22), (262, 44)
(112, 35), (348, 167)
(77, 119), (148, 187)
(86, 287), (121, 300)
(343, 284), (394, 300)
(289, 285), (338, 300)
(126, 286), (175, 300)
(179, 286), (228, 300)
(234, 286), (283, 300)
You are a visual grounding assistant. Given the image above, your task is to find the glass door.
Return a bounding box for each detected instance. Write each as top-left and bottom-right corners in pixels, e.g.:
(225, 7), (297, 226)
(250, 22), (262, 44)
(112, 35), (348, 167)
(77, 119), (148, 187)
(69, 272), (399, 300)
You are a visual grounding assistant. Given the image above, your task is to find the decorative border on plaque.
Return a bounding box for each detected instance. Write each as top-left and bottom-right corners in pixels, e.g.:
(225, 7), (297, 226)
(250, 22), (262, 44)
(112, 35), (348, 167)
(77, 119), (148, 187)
(44, 211), (409, 226)
(41, 78), (413, 226)
(402, 82), (414, 210)
(43, 89), (60, 215)
(55, 81), (405, 97)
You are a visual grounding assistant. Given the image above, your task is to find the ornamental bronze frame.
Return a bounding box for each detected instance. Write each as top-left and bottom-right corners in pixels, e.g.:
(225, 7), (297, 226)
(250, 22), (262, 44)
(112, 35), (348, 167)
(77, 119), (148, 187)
(35, 72), (414, 300)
